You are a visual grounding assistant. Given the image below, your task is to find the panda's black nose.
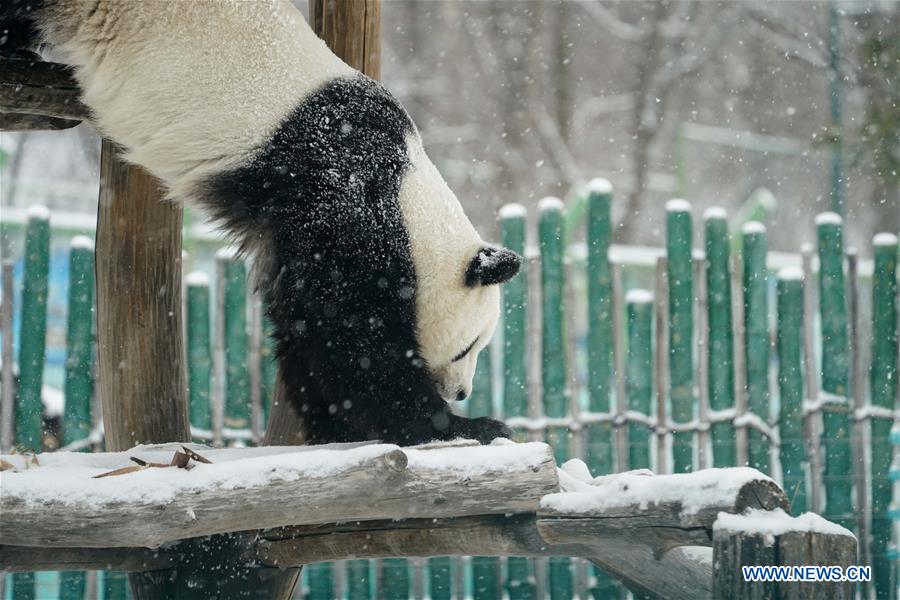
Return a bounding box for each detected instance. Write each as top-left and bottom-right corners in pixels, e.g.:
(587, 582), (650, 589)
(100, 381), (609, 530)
(456, 389), (468, 402)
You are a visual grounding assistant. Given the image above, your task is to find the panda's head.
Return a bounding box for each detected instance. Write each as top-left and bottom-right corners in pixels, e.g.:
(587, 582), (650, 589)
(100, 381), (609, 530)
(398, 136), (521, 403)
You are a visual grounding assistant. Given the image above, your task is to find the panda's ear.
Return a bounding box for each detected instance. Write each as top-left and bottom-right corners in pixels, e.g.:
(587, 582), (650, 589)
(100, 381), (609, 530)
(465, 246), (522, 287)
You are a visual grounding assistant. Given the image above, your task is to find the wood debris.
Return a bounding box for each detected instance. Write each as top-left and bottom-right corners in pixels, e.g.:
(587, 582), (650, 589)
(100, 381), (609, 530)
(93, 448), (213, 479)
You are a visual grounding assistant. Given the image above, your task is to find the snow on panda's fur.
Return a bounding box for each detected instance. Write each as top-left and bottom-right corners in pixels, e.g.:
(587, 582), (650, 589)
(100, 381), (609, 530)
(7, 0), (522, 445)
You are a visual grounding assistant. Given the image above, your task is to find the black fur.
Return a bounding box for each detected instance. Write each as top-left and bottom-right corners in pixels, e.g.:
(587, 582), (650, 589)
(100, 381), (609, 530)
(0, 0), (44, 57)
(465, 246), (521, 287)
(204, 75), (509, 446)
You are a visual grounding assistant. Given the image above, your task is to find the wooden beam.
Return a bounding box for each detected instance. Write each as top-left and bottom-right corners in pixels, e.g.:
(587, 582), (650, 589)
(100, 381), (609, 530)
(1, 444), (558, 548)
(0, 57), (87, 129)
(0, 545), (173, 573)
(95, 141), (190, 451)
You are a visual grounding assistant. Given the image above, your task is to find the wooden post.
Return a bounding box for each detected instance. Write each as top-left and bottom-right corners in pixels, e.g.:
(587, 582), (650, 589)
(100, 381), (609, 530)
(713, 511), (857, 599)
(95, 141), (190, 450)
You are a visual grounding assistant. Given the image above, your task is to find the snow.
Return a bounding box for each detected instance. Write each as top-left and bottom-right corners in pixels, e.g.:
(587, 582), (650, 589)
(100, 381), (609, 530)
(27, 204), (50, 220)
(2, 444), (400, 506)
(538, 196), (565, 213)
(714, 508), (855, 544)
(814, 212), (843, 226)
(542, 467), (774, 515)
(41, 385), (64, 418)
(625, 289), (653, 304)
(587, 178), (613, 194)
(665, 198), (691, 213)
(499, 203), (527, 220)
(69, 235), (95, 250)
(873, 232), (898, 247)
(741, 221), (766, 235)
(702, 206), (727, 221)
(692, 249), (706, 261)
(1, 440), (553, 507)
(777, 266), (804, 281)
(185, 271), (211, 287)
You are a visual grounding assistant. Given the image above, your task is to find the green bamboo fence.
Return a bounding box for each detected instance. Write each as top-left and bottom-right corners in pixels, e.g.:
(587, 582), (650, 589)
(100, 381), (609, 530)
(815, 212), (852, 532)
(220, 251), (251, 432)
(59, 235), (95, 599)
(625, 290), (653, 470)
(703, 208), (735, 467)
(776, 267), (807, 513)
(538, 197), (572, 599)
(498, 203), (534, 600)
(869, 232), (898, 599)
(186, 271), (212, 435)
(665, 199), (694, 473)
(741, 222), (770, 472)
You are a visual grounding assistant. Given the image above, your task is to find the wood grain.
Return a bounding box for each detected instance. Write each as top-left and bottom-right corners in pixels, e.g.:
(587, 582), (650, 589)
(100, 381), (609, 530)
(0, 57), (88, 129)
(95, 141), (190, 451)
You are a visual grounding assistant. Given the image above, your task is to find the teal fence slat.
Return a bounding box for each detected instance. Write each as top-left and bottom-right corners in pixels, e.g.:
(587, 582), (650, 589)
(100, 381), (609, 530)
(15, 209), (50, 451)
(306, 562), (333, 600)
(378, 558), (408, 600)
(777, 269), (807, 513)
(741, 222), (770, 472)
(347, 559), (373, 600)
(869, 232), (898, 599)
(427, 557), (451, 600)
(186, 272), (212, 433)
(703, 209), (735, 467)
(12, 209), (51, 600)
(221, 254), (250, 432)
(665, 200), (694, 473)
(62, 237), (94, 446)
(538, 198), (570, 599)
(816, 213), (852, 532)
(626, 291), (653, 470)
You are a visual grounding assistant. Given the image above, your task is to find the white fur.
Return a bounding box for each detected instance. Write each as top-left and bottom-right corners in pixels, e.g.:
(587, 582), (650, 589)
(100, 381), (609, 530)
(39, 0), (353, 201)
(400, 134), (499, 400)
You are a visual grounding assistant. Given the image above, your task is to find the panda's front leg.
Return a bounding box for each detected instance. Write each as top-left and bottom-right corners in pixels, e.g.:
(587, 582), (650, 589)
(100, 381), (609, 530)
(403, 403), (511, 446)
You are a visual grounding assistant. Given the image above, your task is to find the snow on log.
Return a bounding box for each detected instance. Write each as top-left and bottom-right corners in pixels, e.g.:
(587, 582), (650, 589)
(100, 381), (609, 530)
(540, 466), (788, 538)
(0, 440), (557, 549)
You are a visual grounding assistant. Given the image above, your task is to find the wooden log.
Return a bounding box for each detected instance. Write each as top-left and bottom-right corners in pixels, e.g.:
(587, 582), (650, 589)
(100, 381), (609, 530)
(0, 57), (88, 128)
(96, 141), (190, 450)
(0, 546), (173, 573)
(712, 510), (857, 599)
(1, 443), (558, 548)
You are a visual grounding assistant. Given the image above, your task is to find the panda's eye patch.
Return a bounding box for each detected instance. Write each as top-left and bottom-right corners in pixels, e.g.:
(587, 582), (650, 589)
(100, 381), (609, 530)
(451, 337), (479, 362)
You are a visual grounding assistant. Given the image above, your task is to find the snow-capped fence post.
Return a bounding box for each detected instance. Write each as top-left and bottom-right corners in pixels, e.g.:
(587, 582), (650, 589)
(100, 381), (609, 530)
(499, 203), (533, 599)
(869, 232), (898, 599)
(741, 221), (770, 472)
(625, 289), (652, 470)
(537, 196), (572, 598)
(712, 511), (857, 600)
(665, 199), (694, 473)
(815, 212), (852, 532)
(186, 272), (213, 437)
(703, 208), (735, 467)
(15, 206), (50, 452)
(776, 268), (808, 513)
(62, 236), (95, 447)
(538, 197), (573, 598)
(585, 181), (614, 473)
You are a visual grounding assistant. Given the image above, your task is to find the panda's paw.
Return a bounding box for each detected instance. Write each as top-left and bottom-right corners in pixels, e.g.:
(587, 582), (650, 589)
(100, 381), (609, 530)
(465, 416), (512, 445)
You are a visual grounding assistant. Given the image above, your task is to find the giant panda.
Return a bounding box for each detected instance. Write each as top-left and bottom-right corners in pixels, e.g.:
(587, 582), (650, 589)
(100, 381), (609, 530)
(3, 1), (521, 445)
